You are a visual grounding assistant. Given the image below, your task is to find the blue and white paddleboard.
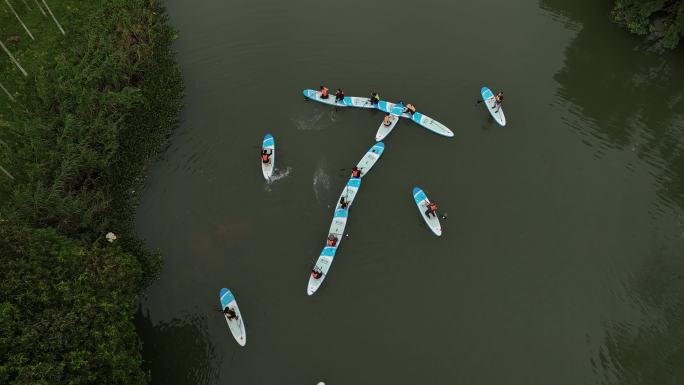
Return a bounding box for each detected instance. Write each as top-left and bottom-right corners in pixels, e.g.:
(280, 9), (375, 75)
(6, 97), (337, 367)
(303, 89), (347, 107)
(481, 86), (506, 126)
(382, 101), (453, 137)
(355, 142), (385, 177)
(376, 114), (400, 141)
(261, 134), (275, 180)
(219, 288), (247, 346)
(343, 96), (377, 109)
(377, 100), (394, 113)
(412, 187), (442, 236)
(308, 209), (349, 295)
(336, 177), (362, 211)
(405, 111), (454, 137)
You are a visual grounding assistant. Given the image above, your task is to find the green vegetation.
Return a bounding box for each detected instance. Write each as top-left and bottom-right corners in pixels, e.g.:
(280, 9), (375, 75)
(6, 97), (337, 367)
(612, 0), (684, 49)
(0, 1), (182, 384)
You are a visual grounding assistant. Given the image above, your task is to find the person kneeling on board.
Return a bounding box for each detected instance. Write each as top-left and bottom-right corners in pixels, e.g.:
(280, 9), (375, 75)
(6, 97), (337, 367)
(335, 88), (345, 102)
(404, 103), (416, 115)
(320, 85), (329, 99)
(311, 267), (324, 280)
(327, 234), (338, 247)
(351, 166), (362, 178)
(261, 149), (272, 163)
(339, 196), (348, 209)
(224, 307), (239, 321)
(370, 92), (380, 105)
(425, 202), (438, 218)
(494, 91), (504, 112)
(382, 114), (393, 127)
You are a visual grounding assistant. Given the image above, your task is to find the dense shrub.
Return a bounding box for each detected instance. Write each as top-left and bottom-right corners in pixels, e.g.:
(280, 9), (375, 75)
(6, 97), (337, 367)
(612, 0), (684, 48)
(0, 1), (182, 384)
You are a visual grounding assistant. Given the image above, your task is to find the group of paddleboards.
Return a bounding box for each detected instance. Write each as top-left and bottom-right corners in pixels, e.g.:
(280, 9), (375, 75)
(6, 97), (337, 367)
(219, 85), (508, 347)
(303, 85), (507, 141)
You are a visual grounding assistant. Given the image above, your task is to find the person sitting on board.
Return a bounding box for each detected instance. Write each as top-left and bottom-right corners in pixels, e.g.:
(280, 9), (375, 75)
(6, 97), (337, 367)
(404, 103), (417, 115)
(494, 91), (504, 112)
(425, 202), (438, 218)
(320, 85), (329, 99)
(224, 307), (239, 320)
(327, 234), (338, 247)
(339, 196), (348, 209)
(311, 267), (323, 280)
(382, 114), (393, 127)
(351, 166), (362, 178)
(370, 92), (380, 105)
(261, 149), (272, 164)
(335, 88), (345, 102)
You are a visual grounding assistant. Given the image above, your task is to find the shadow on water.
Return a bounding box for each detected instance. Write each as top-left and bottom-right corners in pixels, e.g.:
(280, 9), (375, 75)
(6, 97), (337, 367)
(540, 0), (684, 209)
(540, 1), (684, 384)
(137, 308), (219, 385)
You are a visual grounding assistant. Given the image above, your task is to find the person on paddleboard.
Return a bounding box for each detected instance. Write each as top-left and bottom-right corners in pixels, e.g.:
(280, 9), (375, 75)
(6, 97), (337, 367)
(351, 166), (362, 178)
(311, 267), (323, 280)
(370, 92), (380, 105)
(494, 91), (504, 112)
(224, 307), (239, 320)
(425, 202), (438, 218)
(404, 103), (416, 115)
(327, 234), (338, 247)
(320, 85), (329, 99)
(335, 88), (345, 102)
(339, 196), (348, 209)
(261, 149), (272, 163)
(383, 114), (393, 127)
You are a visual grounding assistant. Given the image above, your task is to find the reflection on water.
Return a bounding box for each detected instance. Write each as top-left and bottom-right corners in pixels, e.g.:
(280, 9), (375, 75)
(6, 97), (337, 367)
(541, 1), (684, 384)
(137, 309), (219, 385)
(541, 0), (684, 209)
(600, 246), (684, 385)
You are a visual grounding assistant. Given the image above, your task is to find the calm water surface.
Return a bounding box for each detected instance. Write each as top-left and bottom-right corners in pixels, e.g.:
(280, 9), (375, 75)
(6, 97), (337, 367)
(136, 0), (684, 384)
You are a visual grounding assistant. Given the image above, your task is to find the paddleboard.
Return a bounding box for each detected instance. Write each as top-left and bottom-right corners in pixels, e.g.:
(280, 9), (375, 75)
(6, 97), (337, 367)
(308, 209), (349, 295)
(336, 177), (362, 211)
(303, 89), (347, 107)
(375, 114), (400, 141)
(261, 134), (275, 180)
(406, 111), (454, 137)
(343, 96), (378, 109)
(481, 86), (506, 126)
(412, 187), (442, 236)
(219, 288), (247, 346)
(355, 142), (385, 177)
(377, 100), (394, 113)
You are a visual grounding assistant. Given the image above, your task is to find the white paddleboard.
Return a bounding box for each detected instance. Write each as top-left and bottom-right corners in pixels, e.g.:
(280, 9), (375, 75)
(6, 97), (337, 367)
(308, 209), (348, 295)
(412, 187), (442, 236)
(261, 134), (275, 180)
(303, 89), (347, 107)
(343, 96), (378, 109)
(407, 111), (453, 137)
(375, 114), (400, 141)
(336, 177), (362, 211)
(355, 142), (385, 177)
(219, 288), (247, 346)
(481, 86), (506, 126)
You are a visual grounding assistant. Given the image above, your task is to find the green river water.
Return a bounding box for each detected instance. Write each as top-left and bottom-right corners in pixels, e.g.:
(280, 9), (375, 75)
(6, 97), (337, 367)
(135, 0), (684, 384)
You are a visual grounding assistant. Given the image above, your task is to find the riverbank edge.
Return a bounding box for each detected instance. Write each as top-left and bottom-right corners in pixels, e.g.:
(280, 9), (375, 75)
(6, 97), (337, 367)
(611, 0), (684, 49)
(0, 1), (182, 384)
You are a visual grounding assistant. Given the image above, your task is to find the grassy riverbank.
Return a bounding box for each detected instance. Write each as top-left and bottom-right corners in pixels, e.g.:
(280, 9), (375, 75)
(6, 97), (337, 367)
(0, 1), (182, 384)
